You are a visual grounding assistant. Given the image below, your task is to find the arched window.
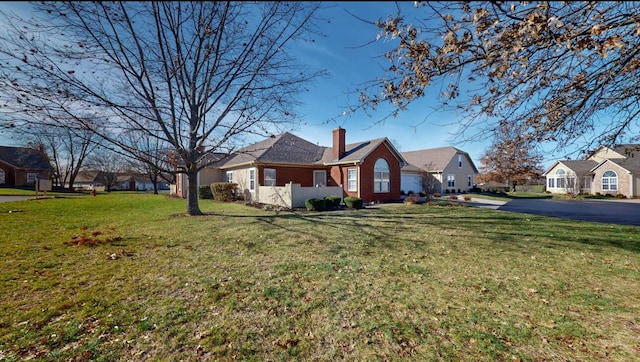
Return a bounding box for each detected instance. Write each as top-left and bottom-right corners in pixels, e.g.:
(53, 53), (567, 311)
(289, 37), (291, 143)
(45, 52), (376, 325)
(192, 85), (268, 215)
(602, 170), (618, 191)
(0, 169), (4, 184)
(373, 158), (390, 193)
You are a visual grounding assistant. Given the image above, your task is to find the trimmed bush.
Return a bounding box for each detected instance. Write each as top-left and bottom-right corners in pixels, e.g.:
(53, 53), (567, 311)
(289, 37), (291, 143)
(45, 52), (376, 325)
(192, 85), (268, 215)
(344, 197), (363, 209)
(324, 195), (342, 209)
(305, 198), (326, 211)
(198, 185), (213, 199)
(211, 182), (238, 201)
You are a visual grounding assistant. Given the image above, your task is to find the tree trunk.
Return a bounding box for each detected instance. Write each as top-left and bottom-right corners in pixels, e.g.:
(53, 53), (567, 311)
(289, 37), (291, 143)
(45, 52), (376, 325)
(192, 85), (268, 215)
(186, 169), (203, 215)
(511, 181), (517, 192)
(150, 172), (159, 195)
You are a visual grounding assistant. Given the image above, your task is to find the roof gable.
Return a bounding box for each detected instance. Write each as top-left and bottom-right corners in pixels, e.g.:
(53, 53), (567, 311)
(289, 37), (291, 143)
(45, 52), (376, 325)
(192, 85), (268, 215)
(223, 132), (327, 167)
(0, 146), (50, 169)
(401, 146), (478, 173)
(543, 159), (598, 175)
(591, 156), (640, 174)
(322, 137), (407, 165)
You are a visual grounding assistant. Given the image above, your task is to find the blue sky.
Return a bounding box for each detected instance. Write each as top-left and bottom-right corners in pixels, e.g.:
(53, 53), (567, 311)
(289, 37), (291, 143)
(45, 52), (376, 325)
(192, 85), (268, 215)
(289, 2), (505, 167)
(0, 1), (567, 169)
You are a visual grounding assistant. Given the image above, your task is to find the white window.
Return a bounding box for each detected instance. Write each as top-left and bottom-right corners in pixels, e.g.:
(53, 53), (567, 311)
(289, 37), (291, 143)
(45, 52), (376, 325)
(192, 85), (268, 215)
(548, 178), (555, 188)
(347, 168), (357, 191)
(0, 169), (4, 184)
(249, 169), (256, 191)
(27, 173), (37, 184)
(447, 174), (455, 188)
(458, 154), (463, 168)
(582, 176), (591, 190)
(467, 175), (472, 188)
(373, 158), (390, 193)
(313, 170), (326, 186)
(264, 168), (276, 186)
(602, 170), (617, 191)
(226, 171), (233, 183)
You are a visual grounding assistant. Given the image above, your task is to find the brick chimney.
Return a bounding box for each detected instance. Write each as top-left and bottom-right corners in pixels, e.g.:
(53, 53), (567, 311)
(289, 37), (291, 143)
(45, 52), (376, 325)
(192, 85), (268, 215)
(332, 127), (345, 160)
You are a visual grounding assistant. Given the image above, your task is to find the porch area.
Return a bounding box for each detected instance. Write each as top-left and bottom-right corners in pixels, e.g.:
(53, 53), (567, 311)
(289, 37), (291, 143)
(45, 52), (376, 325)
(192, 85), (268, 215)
(257, 182), (343, 209)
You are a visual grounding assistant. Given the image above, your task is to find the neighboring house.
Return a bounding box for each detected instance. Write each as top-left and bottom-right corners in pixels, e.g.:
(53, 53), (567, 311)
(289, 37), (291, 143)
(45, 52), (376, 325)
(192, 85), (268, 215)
(73, 170), (167, 191)
(400, 146), (479, 194)
(544, 144), (640, 198)
(72, 170), (102, 190)
(174, 152), (229, 198)
(544, 160), (597, 195)
(175, 127), (408, 207)
(0, 145), (51, 187)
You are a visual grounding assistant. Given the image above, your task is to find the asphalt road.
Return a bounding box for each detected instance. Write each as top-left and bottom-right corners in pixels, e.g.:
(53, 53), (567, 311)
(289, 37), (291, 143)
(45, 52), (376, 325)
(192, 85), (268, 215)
(497, 198), (640, 226)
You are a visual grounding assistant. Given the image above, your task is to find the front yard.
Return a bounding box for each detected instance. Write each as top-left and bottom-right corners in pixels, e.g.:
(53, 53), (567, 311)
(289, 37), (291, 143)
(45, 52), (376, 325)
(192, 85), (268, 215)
(1, 192), (638, 361)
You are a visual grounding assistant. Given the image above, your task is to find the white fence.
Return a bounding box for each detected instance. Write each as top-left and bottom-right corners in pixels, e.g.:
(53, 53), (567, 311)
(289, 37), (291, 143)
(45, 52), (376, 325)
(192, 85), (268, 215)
(258, 182), (343, 208)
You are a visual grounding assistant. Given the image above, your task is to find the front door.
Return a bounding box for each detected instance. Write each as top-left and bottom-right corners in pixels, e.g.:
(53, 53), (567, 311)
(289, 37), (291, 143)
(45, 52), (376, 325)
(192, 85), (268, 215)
(313, 170), (326, 187)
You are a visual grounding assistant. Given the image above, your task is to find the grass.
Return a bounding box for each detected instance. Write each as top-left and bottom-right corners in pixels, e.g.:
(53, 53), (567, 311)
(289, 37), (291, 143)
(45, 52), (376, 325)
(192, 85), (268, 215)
(1, 192), (639, 361)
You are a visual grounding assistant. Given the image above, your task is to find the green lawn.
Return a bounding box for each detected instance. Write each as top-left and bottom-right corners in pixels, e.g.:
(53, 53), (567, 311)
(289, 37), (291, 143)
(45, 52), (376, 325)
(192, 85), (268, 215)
(1, 192), (638, 361)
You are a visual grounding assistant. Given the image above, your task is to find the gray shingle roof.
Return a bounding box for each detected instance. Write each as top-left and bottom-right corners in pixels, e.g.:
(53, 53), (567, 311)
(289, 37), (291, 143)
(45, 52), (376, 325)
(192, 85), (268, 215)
(600, 156), (640, 173)
(557, 160), (598, 174)
(611, 144), (640, 158)
(401, 146), (477, 173)
(222, 132), (327, 167)
(0, 146), (50, 170)
(321, 137), (400, 164)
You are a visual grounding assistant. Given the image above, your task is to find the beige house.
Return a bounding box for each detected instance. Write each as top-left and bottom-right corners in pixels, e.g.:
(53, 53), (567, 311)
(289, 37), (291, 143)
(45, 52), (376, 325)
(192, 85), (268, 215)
(400, 146), (479, 194)
(543, 144), (640, 198)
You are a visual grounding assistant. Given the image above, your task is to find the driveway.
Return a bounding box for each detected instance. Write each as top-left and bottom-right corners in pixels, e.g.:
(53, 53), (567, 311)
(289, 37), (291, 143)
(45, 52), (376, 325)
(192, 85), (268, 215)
(496, 198), (640, 226)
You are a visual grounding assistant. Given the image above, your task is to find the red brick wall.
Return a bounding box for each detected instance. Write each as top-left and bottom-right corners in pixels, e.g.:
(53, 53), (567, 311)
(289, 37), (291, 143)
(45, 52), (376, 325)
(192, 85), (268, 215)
(11, 169), (49, 187)
(328, 142), (403, 203)
(258, 165), (324, 187)
(358, 143), (402, 203)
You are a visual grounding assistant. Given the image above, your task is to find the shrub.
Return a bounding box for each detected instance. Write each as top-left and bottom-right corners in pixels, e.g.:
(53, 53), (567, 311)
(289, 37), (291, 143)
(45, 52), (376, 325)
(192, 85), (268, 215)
(211, 182), (238, 201)
(449, 195), (458, 200)
(198, 185), (213, 199)
(404, 194), (420, 204)
(305, 198), (326, 211)
(324, 195), (342, 209)
(615, 193), (626, 199)
(433, 192), (441, 198)
(344, 197), (363, 209)
(464, 196), (471, 201)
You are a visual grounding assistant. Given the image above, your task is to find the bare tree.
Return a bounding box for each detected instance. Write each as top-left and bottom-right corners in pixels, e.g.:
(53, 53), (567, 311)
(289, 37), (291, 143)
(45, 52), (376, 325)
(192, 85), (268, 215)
(353, 2), (640, 153)
(11, 122), (98, 189)
(122, 130), (175, 194)
(0, 2), (325, 215)
(477, 127), (544, 192)
(84, 147), (127, 192)
(563, 172), (581, 198)
(420, 161), (440, 200)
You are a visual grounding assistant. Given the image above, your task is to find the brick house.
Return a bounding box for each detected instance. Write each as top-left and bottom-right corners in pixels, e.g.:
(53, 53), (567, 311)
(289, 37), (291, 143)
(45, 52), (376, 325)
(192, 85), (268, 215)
(175, 128), (408, 206)
(0, 145), (51, 187)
